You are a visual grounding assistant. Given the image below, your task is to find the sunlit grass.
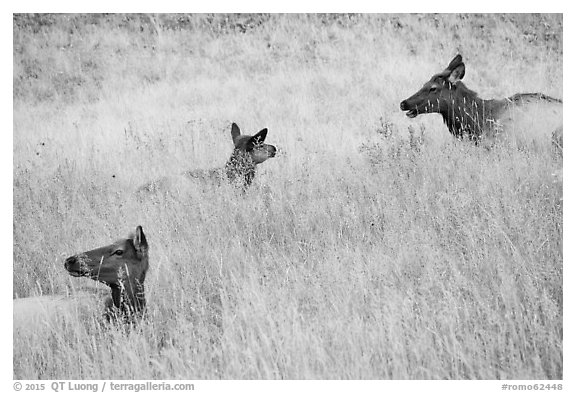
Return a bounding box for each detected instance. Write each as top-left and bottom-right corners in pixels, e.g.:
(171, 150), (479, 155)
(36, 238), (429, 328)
(13, 13), (562, 379)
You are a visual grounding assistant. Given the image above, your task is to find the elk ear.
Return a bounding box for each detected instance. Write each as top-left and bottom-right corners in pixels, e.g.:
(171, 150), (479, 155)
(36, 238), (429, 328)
(447, 54), (463, 71)
(134, 226), (148, 256)
(249, 128), (268, 147)
(231, 123), (241, 144)
(448, 63), (465, 83)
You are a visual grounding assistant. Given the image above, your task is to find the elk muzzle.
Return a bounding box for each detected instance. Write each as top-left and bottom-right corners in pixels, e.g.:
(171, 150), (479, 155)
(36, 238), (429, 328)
(400, 99), (419, 118)
(64, 255), (90, 277)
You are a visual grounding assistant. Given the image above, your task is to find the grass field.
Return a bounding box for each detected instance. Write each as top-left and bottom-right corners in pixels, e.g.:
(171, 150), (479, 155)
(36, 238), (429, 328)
(13, 13), (563, 380)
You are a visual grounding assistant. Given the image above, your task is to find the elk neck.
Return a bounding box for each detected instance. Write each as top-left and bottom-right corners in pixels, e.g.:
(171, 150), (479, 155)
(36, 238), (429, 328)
(225, 150), (256, 187)
(440, 82), (506, 139)
(109, 279), (146, 319)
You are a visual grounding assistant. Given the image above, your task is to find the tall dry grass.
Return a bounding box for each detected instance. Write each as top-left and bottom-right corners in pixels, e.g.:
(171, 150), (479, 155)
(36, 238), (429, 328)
(13, 14), (562, 379)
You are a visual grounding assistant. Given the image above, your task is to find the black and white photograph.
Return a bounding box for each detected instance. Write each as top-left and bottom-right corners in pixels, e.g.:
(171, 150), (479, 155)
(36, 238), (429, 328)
(11, 10), (565, 387)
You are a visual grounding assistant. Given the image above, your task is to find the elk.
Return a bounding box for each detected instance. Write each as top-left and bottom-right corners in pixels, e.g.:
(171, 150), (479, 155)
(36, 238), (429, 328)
(400, 55), (563, 149)
(138, 122), (277, 194)
(13, 226), (149, 332)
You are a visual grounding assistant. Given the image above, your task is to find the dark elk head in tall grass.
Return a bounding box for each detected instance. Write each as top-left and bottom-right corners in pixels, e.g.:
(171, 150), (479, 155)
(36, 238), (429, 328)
(225, 122), (277, 187)
(400, 54), (487, 139)
(64, 226), (149, 322)
(400, 54), (563, 146)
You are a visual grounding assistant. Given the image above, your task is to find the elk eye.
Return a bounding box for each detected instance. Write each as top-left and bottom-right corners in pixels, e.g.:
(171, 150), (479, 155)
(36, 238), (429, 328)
(430, 86), (438, 93)
(113, 250), (124, 256)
